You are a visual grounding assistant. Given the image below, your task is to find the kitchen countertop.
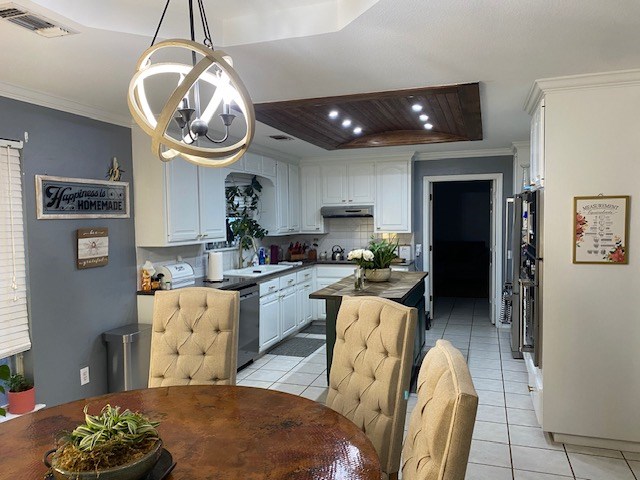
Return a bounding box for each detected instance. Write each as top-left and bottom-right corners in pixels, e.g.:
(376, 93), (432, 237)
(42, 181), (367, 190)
(137, 259), (402, 295)
(309, 271), (427, 303)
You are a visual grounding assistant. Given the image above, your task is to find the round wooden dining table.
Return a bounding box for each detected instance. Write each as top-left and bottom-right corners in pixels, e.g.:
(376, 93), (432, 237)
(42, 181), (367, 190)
(0, 385), (381, 479)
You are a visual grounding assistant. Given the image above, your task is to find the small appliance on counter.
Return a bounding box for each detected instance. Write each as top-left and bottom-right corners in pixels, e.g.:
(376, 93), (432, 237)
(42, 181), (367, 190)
(207, 251), (224, 282)
(156, 262), (195, 289)
(331, 245), (345, 261)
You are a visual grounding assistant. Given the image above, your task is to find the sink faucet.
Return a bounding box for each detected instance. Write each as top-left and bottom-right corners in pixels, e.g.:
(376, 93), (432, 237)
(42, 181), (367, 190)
(238, 235), (258, 268)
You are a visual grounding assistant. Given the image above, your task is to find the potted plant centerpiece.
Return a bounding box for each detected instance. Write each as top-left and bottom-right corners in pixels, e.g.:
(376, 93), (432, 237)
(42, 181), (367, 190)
(44, 404), (162, 480)
(6, 372), (35, 414)
(348, 237), (399, 283)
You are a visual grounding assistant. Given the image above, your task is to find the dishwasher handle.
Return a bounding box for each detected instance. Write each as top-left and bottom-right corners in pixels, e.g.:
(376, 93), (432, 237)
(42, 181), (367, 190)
(239, 290), (259, 300)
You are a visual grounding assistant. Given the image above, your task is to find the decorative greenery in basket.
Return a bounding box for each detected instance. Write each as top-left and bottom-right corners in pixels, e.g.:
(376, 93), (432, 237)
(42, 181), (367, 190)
(347, 236), (399, 269)
(50, 404), (161, 474)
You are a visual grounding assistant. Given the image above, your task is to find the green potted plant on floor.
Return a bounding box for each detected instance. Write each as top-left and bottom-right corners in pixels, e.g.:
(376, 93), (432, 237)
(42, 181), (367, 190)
(44, 404), (162, 480)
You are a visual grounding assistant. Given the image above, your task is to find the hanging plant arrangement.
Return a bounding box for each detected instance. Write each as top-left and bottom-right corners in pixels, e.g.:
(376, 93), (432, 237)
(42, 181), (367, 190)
(225, 175), (268, 250)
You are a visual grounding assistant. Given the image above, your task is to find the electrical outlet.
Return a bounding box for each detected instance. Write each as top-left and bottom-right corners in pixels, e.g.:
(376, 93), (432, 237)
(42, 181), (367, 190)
(80, 366), (90, 385)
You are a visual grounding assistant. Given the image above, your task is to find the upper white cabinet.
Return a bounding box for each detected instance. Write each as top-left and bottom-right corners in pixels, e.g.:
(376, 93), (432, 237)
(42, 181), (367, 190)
(321, 163), (375, 205)
(275, 161), (300, 234)
(530, 98), (545, 188)
(300, 164), (325, 233)
(132, 127), (226, 246)
(229, 152), (277, 179)
(375, 160), (411, 233)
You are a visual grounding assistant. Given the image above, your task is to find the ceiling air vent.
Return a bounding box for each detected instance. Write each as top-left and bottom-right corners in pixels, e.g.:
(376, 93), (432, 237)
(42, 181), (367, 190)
(269, 135), (294, 141)
(0, 2), (76, 37)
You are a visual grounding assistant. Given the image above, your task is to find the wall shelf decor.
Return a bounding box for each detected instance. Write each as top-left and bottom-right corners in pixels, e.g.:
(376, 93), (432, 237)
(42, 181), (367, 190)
(35, 175), (129, 219)
(574, 195), (629, 264)
(77, 228), (108, 269)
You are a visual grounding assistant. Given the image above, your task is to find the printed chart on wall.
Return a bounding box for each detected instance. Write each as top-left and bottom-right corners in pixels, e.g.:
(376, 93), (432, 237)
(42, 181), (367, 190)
(77, 228), (108, 269)
(574, 195), (629, 264)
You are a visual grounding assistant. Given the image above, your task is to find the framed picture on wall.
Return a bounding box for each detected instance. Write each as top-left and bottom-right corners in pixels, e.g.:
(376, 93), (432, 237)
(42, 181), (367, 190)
(574, 195), (629, 264)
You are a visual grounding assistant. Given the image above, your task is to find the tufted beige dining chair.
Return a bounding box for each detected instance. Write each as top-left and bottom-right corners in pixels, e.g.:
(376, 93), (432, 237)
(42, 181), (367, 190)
(402, 339), (478, 480)
(325, 296), (417, 480)
(148, 287), (240, 387)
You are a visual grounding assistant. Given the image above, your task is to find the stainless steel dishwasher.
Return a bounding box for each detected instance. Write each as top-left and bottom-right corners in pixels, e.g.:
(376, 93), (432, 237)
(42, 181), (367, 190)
(235, 284), (260, 370)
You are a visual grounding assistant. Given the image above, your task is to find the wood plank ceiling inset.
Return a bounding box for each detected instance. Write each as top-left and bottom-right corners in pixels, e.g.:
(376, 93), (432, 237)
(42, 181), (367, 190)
(254, 83), (482, 150)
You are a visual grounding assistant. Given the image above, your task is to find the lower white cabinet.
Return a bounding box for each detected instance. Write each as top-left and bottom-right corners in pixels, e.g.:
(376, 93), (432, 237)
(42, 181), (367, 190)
(314, 265), (354, 320)
(259, 294), (280, 352)
(280, 287), (298, 337)
(297, 281), (314, 326)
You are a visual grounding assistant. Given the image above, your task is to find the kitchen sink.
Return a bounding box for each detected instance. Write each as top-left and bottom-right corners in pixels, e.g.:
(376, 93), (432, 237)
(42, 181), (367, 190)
(224, 264), (294, 278)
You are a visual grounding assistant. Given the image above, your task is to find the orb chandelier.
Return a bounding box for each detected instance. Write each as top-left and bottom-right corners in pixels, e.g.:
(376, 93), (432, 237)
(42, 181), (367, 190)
(127, 0), (255, 168)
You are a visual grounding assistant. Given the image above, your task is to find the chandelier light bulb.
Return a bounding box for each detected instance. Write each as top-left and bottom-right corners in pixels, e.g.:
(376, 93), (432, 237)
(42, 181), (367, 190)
(342, 119), (352, 127)
(424, 123), (433, 130)
(412, 103), (423, 112)
(419, 114), (429, 121)
(328, 110), (339, 119)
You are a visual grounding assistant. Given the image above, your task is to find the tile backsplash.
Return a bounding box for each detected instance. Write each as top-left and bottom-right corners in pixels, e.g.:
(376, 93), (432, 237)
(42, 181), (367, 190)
(263, 217), (413, 259)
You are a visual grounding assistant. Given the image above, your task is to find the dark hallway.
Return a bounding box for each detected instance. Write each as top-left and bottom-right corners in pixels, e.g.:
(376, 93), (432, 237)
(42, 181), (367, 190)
(432, 180), (491, 298)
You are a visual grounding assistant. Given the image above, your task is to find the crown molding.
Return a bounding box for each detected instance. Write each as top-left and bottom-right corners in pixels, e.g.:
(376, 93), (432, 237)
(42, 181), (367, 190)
(247, 143), (300, 164)
(524, 68), (640, 114)
(299, 150), (415, 164)
(0, 81), (132, 127)
(413, 148), (512, 161)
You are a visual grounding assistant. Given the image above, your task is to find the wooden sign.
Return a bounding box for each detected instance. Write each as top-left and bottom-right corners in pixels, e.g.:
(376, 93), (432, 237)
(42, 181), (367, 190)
(77, 228), (109, 269)
(36, 175), (129, 219)
(574, 195), (629, 264)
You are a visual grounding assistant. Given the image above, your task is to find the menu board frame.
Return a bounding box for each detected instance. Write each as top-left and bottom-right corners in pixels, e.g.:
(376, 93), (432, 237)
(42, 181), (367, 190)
(573, 195), (630, 265)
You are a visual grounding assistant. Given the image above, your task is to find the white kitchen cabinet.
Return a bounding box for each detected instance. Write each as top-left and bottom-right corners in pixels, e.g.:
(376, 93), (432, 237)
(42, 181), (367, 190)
(244, 152), (263, 174)
(321, 163), (375, 205)
(275, 161), (300, 234)
(262, 157), (277, 177)
(259, 294), (280, 351)
(280, 287), (298, 337)
(132, 127), (227, 246)
(198, 166), (226, 241)
(300, 165), (325, 233)
(314, 265), (354, 320)
(530, 98), (545, 188)
(166, 158), (201, 242)
(288, 164), (300, 231)
(375, 160), (411, 233)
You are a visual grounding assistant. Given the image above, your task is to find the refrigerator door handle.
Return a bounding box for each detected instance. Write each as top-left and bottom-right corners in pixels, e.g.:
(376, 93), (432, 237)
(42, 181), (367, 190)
(518, 279), (534, 353)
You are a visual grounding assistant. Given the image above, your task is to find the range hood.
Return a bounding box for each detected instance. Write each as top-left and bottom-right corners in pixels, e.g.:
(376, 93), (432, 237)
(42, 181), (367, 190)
(320, 205), (373, 218)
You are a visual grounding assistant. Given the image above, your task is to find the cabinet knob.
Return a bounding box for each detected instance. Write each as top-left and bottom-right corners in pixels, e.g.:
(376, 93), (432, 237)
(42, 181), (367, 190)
(315, 227), (320, 231)
(348, 199), (353, 202)
(201, 234), (208, 238)
(341, 199), (346, 203)
(377, 227), (381, 230)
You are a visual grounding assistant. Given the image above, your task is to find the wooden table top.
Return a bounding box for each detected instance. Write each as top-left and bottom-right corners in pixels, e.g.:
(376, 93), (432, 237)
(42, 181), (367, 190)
(0, 385), (381, 480)
(310, 270), (427, 302)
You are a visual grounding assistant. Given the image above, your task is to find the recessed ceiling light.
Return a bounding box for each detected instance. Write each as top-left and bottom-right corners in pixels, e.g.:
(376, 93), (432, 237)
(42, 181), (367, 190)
(424, 123), (433, 130)
(353, 127), (362, 134)
(342, 119), (352, 127)
(419, 114), (429, 121)
(328, 110), (339, 119)
(412, 104), (423, 112)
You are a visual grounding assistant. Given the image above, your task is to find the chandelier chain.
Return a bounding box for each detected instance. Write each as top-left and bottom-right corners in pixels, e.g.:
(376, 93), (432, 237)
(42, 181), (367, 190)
(197, 0), (214, 49)
(150, 0), (172, 47)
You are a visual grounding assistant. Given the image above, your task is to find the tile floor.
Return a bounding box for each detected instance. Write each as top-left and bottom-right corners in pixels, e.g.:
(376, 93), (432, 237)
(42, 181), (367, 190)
(237, 297), (639, 480)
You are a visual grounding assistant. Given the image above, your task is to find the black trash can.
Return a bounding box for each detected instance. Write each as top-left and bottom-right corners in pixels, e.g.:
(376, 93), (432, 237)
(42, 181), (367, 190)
(103, 324), (152, 392)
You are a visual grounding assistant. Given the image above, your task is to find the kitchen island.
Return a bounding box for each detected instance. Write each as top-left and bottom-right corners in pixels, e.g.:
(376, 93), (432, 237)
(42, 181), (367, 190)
(310, 271), (428, 382)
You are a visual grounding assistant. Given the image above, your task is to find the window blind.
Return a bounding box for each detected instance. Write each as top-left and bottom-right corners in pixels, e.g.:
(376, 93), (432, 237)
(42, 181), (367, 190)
(0, 141), (30, 358)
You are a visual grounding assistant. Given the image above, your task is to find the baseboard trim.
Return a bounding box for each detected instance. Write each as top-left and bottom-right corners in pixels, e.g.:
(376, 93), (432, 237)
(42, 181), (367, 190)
(553, 433), (640, 453)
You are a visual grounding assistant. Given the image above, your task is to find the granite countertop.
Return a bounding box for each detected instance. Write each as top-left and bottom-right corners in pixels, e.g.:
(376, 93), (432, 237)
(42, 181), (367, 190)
(309, 271), (427, 303)
(137, 260), (418, 295)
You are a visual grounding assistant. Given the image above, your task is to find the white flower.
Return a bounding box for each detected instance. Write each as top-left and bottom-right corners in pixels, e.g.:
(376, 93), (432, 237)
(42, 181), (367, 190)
(362, 250), (374, 261)
(347, 249), (362, 260)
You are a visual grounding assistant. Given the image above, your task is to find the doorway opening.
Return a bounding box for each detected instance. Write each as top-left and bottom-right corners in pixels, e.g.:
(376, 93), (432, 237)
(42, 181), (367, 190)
(423, 174), (503, 324)
(432, 180), (491, 298)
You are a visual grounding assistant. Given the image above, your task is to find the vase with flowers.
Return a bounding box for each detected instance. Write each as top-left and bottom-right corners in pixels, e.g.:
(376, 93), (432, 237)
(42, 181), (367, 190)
(347, 236), (399, 283)
(346, 248), (374, 290)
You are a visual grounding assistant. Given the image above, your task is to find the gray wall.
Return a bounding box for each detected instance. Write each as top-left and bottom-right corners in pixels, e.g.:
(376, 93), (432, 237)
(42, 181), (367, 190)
(412, 156), (514, 270)
(0, 96), (136, 407)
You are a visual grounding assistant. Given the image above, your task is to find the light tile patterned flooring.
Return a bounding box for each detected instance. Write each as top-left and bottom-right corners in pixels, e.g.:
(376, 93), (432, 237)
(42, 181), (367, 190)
(238, 298), (639, 480)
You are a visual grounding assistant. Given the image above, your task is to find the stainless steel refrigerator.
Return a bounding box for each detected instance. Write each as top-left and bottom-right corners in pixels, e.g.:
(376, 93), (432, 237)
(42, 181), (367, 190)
(510, 189), (543, 366)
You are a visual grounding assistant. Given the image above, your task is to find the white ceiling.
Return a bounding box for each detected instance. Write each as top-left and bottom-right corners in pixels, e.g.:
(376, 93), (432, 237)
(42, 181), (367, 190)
(2, 0), (640, 159)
